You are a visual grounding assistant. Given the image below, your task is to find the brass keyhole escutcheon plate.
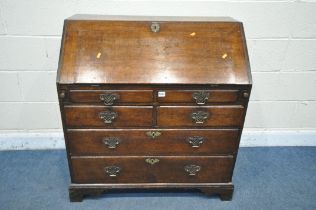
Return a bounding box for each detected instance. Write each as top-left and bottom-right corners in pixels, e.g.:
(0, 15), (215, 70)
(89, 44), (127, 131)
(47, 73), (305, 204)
(150, 22), (160, 33)
(146, 131), (162, 139)
(145, 158), (160, 165)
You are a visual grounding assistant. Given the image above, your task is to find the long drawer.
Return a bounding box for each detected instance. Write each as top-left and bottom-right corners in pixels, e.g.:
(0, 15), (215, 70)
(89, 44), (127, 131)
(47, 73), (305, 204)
(71, 156), (234, 183)
(67, 129), (239, 156)
(157, 105), (244, 127)
(64, 106), (153, 127)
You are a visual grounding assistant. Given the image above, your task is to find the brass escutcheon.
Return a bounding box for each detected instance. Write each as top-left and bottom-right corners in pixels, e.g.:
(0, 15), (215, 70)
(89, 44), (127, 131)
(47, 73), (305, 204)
(145, 158), (160, 165)
(150, 22), (160, 33)
(146, 131), (162, 139)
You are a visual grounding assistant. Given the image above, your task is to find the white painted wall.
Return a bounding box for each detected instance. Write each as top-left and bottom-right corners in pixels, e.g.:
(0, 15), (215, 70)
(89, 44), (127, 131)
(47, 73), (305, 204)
(0, 0), (316, 148)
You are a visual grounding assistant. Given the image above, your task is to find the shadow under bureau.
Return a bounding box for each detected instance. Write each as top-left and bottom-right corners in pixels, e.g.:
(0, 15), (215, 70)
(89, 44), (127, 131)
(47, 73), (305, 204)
(57, 15), (252, 202)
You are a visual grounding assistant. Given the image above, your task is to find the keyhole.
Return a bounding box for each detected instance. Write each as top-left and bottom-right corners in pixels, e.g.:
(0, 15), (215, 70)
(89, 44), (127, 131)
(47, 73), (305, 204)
(151, 22), (160, 33)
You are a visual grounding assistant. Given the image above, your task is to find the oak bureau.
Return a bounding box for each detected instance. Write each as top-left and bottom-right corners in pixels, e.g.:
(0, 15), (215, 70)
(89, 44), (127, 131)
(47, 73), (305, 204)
(57, 14), (252, 202)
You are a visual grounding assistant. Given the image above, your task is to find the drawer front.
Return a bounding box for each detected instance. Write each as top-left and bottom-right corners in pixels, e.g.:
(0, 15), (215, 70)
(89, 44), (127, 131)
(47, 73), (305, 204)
(157, 90), (239, 104)
(69, 90), (153, 104)
(67, 129), (239, 156)
(71, 156), (234, 183)
(64, 106), (153, 127)
(157, 106), (244, 127)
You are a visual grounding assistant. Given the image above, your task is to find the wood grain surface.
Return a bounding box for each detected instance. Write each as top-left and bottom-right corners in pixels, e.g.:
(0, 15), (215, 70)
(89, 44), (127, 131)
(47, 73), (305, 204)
(71, 156), (234, 183)
(57, 16), (251, 85)
(67, 129), (239, 156)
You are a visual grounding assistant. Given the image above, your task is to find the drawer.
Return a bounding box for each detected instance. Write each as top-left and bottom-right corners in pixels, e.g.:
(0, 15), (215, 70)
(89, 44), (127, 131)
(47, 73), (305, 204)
(157, 90), (239, 104)
(67, 129), (239, 156)
(71, 156), (234, 183)
(69, 90), (153, 105)
(157, 106), (244, 127)
(64, 106), (153, 127)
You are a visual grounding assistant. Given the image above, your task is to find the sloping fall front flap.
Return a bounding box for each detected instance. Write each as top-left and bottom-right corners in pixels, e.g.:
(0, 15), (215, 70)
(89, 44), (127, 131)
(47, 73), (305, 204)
(57, 15), (251, 85)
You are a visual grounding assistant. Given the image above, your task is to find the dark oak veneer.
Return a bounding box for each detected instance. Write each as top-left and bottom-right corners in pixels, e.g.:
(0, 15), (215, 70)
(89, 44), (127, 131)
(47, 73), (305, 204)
(157, 106), (244, 127)
(69, 90), (153, 104)
(67, 129), (239, 156)
(157, 90), (239, 103)
(64, 106), (153, 127)
(71, 156), (234, 183)
(57, 14), (252, 202)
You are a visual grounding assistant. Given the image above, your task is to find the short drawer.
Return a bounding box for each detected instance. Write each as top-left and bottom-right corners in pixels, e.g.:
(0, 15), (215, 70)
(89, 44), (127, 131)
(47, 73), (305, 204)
(157, 90), (239, 104)
(64, 106), (153, 128)
(69, 90), (153, 105)
(71, 156), (234, 184)
(67, 129), (239, 156)
(157, 106), (244, 127)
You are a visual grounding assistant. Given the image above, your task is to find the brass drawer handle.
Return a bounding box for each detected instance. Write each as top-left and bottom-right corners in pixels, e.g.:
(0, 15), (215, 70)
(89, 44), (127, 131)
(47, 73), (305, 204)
(99, 110), (118, 124)
(187, 136), (204, 148)
(104, 166), (121, 177)
(184, 164), (201, 176)
(100, 93), (120, 105)
(191, 111), (209, 124)
(192, 91), (209, 105)
(145, 158), (160, 165)
(146, 131), (161, 139)
(102, 137), (121, 149)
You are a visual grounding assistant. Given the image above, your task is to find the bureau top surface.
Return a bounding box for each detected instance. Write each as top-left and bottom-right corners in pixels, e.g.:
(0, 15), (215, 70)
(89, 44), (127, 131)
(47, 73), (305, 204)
(57, 15), (252, 85)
